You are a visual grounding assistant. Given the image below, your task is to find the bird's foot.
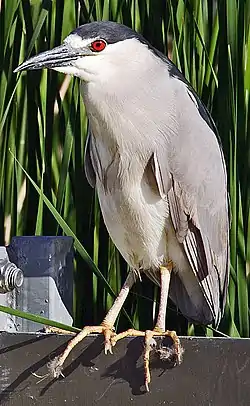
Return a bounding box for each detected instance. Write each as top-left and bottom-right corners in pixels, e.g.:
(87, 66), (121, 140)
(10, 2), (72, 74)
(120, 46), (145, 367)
(144, 328), (183, 391)
(47, 323), (115, 379)
(111, 327), (183, 392)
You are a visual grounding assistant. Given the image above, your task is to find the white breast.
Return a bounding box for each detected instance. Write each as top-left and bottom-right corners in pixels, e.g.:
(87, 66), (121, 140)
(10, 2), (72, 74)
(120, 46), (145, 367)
(97, 163), (169, 269)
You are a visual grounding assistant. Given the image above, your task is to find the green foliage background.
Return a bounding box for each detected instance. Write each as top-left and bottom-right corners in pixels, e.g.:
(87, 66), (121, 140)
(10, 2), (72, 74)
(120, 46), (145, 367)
(0, 0), (249, 337)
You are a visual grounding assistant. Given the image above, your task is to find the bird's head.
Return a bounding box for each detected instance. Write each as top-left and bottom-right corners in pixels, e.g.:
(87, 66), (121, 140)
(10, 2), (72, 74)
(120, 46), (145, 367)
(14, 21), (155, 83)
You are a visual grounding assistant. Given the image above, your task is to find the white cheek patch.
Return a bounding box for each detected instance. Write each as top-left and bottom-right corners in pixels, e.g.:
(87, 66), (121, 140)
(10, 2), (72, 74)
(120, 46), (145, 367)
(64, 33), (99, 49)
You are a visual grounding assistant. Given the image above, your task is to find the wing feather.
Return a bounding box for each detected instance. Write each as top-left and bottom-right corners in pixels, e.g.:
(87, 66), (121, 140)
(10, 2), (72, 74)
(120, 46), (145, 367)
(154, 115), (229, 327)
(84, 128), (96, 188)
(168, 183), (223, 325)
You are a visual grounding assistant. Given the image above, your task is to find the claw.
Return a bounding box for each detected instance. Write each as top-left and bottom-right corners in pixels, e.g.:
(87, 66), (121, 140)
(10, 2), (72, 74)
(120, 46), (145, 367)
(104, 341), (113, 355)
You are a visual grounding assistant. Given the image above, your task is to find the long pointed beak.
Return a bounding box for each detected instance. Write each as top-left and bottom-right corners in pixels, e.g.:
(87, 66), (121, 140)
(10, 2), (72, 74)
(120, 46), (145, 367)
(14, 43), (90, 73)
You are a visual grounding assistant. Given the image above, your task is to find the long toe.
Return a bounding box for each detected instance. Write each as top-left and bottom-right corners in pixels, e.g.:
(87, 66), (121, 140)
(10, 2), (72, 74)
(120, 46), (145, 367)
(144, 330), (155, 392)
(110, 328), (145, 348)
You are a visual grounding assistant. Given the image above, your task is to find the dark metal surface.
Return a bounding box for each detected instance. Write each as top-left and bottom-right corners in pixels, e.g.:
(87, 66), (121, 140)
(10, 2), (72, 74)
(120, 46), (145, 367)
(0, 332), (249, 405)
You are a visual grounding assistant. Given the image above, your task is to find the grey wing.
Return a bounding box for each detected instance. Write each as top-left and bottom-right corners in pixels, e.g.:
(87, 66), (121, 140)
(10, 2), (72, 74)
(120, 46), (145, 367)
(153, 95), (230, 327)
(167, 178), (229, 327)
(84, 126), (106, 188)
(84, 126), (118, 192)
(84, 128), (96, 188)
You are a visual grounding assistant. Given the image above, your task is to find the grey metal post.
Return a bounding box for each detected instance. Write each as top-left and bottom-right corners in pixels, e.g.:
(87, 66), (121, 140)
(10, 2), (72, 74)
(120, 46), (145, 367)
(0, 236), (74, 332)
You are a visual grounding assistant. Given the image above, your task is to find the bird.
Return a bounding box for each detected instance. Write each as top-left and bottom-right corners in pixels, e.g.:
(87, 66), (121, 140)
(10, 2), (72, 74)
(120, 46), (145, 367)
(14, 21), (230, 391)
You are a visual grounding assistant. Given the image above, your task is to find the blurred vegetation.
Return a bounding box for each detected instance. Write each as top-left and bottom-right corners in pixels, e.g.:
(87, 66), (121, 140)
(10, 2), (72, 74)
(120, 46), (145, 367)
(0, 0), (249, 337)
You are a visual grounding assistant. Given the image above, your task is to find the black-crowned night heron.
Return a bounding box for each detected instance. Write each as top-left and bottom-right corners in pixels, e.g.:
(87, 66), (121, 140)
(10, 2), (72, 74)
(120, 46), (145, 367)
(15, 21), (230, 391)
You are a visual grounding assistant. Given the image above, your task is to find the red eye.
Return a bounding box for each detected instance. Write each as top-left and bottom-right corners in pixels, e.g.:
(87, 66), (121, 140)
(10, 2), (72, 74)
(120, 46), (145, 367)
(91, 39), (107, 52)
